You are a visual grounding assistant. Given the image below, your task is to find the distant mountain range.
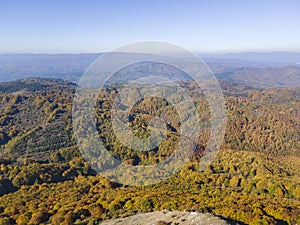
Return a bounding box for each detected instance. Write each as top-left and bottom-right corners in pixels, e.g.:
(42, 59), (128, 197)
(0, 53), (100, 83)
(214, 66), (300, 88)
(0, 52), (300, 88)
(201, 51), (300, 66)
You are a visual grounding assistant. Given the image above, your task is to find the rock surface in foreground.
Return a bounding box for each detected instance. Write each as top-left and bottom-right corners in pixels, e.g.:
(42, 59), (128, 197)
(99, 210), (238, 225)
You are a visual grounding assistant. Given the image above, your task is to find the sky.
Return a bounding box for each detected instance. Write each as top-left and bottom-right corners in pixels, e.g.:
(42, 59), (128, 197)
(0, 0), (300, 53)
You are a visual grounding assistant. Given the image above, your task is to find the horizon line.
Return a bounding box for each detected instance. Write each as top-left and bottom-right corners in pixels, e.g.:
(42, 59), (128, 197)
(1, 50), (300, 55)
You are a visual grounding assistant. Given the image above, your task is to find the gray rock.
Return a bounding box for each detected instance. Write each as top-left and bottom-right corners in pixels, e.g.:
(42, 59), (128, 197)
(100, 210), (238, 225)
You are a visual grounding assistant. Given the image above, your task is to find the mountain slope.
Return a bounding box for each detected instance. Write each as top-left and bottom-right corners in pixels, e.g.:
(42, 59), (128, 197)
(0, 78), (299, 225)
(215, 66), (300, 88)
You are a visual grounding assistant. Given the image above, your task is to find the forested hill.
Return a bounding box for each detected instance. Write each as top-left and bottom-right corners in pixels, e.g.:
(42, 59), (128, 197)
(0, 77), (76, 94)
(214, 66), (300, 88)
(0, 78), (298, 161)
(0, 78), (299, 224)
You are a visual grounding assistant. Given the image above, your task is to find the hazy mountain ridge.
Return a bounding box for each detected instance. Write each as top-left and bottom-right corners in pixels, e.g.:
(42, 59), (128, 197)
(1, 53), (300, 89)
(214, 66), (300, 88)
(201, 51), (300, 66)
(0, 53), (100, 83)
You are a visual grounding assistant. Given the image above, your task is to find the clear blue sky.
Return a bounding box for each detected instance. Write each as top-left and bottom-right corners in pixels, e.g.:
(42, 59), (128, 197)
(1, 0), (300, 53)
